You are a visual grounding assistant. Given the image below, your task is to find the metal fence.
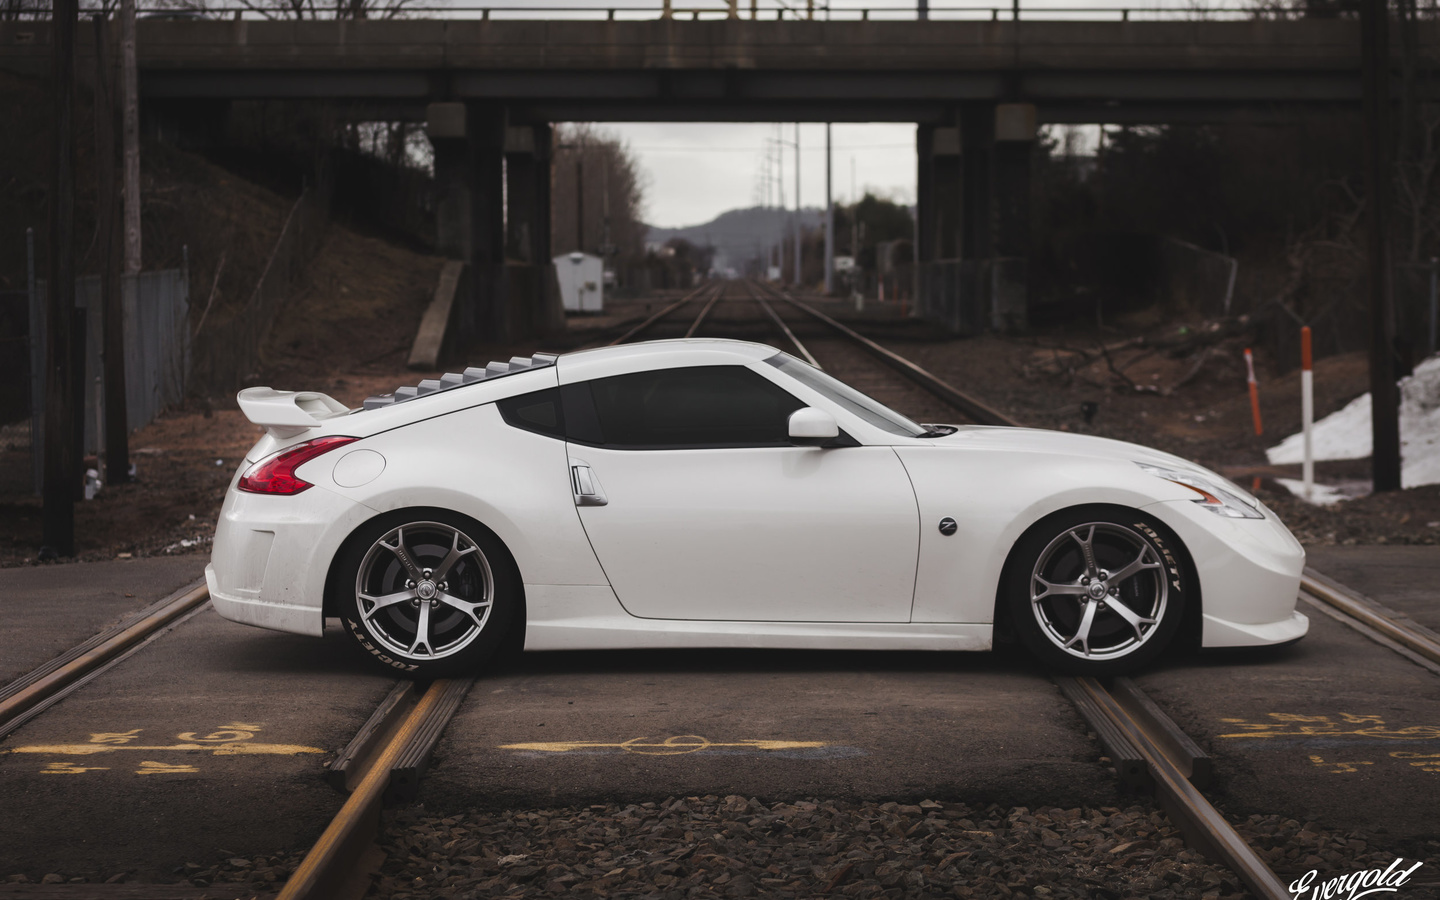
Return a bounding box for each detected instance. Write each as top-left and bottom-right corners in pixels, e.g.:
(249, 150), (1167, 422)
(912, 257), (1027, 335)
(23, 269), (190, 491)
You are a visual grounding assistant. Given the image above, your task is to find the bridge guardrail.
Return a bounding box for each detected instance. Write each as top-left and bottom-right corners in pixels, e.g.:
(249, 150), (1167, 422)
(4, 3), (1422, 23)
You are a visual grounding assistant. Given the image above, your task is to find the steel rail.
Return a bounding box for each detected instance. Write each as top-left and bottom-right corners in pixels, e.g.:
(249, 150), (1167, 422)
(742, 281), (823, 369)
(278, 678), (460, 900)
(752, 281), (1021, 428)
(1062, 676), (1290, 900)
(1300, 568), (1440, 669)
(682, 283), (726, 338)
(606, 282), (714, 347)
(0, 581), (210, 732)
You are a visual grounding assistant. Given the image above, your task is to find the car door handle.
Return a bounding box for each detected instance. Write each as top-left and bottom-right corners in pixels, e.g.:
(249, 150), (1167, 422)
(569, 458), (608, 507)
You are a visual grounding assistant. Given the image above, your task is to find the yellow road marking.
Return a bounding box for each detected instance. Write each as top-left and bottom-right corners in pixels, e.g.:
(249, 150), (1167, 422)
(499, 735), (828, 756)
(1217, 713), (1440, 741)
(41, 762), (109, 775)
(5, 742), (324, 756)
(137, 761), (200, 774)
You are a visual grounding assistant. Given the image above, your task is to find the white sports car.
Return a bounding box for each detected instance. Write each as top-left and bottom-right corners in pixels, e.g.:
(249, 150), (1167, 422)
(206, 339), (1307, 676)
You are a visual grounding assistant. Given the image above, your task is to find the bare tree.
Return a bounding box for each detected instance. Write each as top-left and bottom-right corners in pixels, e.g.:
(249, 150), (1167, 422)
(551, 123), (648, 264)
(1, 0), (48, 19)
(147, 0), (420, 20)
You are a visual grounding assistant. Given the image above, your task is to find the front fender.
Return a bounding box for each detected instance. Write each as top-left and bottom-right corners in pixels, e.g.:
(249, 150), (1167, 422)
(894, 446), (1196, 623)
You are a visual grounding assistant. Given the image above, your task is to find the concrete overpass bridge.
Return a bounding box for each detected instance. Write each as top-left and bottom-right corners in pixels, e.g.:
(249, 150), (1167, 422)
(4, 15), (1434, 338)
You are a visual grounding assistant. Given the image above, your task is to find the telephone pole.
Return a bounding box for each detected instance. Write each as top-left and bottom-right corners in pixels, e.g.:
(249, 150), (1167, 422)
(1363, 0), (1402, 491)
(793, 123), (801, 286)
(121, 0), (141, 274)
(824, 123), (834, 294)
(94, 14), (130, 487)
(43, 0), (79, 557)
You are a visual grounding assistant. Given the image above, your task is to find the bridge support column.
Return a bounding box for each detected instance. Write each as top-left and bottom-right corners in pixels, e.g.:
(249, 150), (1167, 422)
(506, 123), (563, 336)
(427, 101), (508, 348)
(916, 124), (961, 265)
(958, 104), (993, 263)
(916, 123), (965, 330)
(993, 103), (1036, 331)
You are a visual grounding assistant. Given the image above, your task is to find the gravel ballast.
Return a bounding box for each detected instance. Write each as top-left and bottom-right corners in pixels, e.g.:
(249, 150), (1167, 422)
(356, 797), (1440, 900)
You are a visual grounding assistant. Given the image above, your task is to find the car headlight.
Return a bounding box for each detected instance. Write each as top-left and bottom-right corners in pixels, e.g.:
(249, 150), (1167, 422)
(1135, 462), (1264, 519)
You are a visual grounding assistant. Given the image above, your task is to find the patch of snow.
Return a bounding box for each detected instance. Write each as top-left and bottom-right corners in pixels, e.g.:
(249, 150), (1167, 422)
(1267, 354), (1440, 489)
(1273, 478), (1361, 506)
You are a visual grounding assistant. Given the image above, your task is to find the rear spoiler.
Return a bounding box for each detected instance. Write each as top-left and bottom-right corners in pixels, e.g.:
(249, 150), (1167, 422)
(237, 387), (350, 439)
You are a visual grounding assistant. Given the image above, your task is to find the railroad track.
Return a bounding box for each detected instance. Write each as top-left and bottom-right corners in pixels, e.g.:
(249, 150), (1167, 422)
(4, 284), (1438, 898)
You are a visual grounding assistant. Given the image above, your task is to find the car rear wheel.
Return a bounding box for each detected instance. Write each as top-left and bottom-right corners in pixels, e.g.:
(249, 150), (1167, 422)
(337, 511), (517, 676)
(1005, 508), (1188, 675)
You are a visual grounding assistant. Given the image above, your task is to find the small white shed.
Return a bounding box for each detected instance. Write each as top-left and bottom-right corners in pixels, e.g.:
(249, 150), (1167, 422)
(553, 252), (604, 313)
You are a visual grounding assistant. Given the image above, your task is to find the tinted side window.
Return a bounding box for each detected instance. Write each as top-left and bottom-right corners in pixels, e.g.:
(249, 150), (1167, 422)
(497, 388), (565, 439)
(583, 365), (805, 448)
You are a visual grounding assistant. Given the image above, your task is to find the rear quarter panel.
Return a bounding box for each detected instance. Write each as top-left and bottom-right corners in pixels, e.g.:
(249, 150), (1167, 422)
(300, 402), (609, 588)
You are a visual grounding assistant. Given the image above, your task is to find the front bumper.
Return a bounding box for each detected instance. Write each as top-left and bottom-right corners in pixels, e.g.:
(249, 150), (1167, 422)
(208, 484), (373, 637)
(1143, 498), (1309, 648)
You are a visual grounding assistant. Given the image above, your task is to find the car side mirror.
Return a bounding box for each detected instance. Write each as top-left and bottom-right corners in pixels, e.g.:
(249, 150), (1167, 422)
(788, 407), (840, 447)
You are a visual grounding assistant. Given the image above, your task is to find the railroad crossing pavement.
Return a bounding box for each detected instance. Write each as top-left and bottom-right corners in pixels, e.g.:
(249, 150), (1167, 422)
(1132, 551), (1440, 849)
(1304, 545), (1440, 634)
(0, 606), (396, 882)
(0, 543), (1436, 882)
(0, 555), (208, 690)
(423, 649), (1119, 812)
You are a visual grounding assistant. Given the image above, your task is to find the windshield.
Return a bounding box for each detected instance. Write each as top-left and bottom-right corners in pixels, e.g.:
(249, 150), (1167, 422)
(765, 352), (929, 438)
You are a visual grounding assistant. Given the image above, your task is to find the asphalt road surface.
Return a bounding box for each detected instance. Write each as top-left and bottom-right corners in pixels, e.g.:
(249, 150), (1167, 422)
(1134, 562), (1440, 856)
(424, 648), (1120, 811)
(0, 609), (394, 882)
(0, 556), (208, 689)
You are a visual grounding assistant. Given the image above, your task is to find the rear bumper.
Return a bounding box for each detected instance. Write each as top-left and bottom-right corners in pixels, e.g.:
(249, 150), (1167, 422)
(208, 485), (372, 637)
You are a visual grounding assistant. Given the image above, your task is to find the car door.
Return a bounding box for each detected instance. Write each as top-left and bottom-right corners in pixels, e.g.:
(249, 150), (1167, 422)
(562, 364), (920, 623)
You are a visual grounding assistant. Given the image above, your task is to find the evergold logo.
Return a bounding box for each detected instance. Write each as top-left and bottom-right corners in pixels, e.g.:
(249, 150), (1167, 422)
(1289, 859), (1424, 900)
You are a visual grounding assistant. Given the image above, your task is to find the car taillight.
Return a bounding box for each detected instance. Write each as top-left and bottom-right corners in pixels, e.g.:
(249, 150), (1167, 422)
(237, 436), (358, 495)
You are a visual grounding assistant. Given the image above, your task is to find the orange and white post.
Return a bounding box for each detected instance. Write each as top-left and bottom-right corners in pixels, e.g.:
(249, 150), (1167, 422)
(1301, 326), (1314, 502)
(1244, 348), (1263, 437)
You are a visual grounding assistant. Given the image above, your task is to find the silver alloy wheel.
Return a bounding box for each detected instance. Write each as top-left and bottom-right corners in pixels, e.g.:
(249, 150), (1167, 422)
(1029, 522), (1168, 662)
(354, 521), (494, 661)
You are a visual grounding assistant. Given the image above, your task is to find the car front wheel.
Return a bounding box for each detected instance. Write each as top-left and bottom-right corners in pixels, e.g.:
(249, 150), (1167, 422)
(1006, 508), (1189, 675)
(336, 511), (517, 676)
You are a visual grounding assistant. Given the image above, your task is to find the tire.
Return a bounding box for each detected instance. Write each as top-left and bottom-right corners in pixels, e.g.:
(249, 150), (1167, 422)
(1004, 507), (1190, 675)
(335, 510), (518, 677)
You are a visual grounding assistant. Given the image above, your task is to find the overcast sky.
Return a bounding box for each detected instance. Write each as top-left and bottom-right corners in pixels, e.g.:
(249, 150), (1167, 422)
(488, 0), (1263, 228)
(605, 123), (918, 228)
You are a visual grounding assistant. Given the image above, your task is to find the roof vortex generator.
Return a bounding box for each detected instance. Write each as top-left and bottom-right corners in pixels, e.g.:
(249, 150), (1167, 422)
(360, 353), (559, 411)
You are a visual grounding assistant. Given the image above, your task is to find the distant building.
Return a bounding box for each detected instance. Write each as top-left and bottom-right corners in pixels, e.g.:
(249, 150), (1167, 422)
(554, 252), (604, 312)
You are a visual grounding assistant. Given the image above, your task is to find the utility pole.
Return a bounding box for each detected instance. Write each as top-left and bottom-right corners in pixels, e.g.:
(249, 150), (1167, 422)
(1363, 0), (1402, 492)
(121, 0), (140, 274)
(825, 123), (834, 295)
(94, 15), (130, 487)
(575, 155), (584, 254)
(793, 123), (801, 286)
(44, 0), (79, 557)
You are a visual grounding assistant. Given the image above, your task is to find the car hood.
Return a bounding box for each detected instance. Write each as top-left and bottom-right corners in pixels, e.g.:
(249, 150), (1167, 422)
(922, 425), (1222, 476)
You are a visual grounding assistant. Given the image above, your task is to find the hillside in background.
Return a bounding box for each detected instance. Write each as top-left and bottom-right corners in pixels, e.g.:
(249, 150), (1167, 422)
(647, 206), (825, 273)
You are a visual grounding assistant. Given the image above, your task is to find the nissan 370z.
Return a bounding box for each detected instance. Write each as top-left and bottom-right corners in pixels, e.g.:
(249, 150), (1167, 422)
(206, 339), (1308, 677)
